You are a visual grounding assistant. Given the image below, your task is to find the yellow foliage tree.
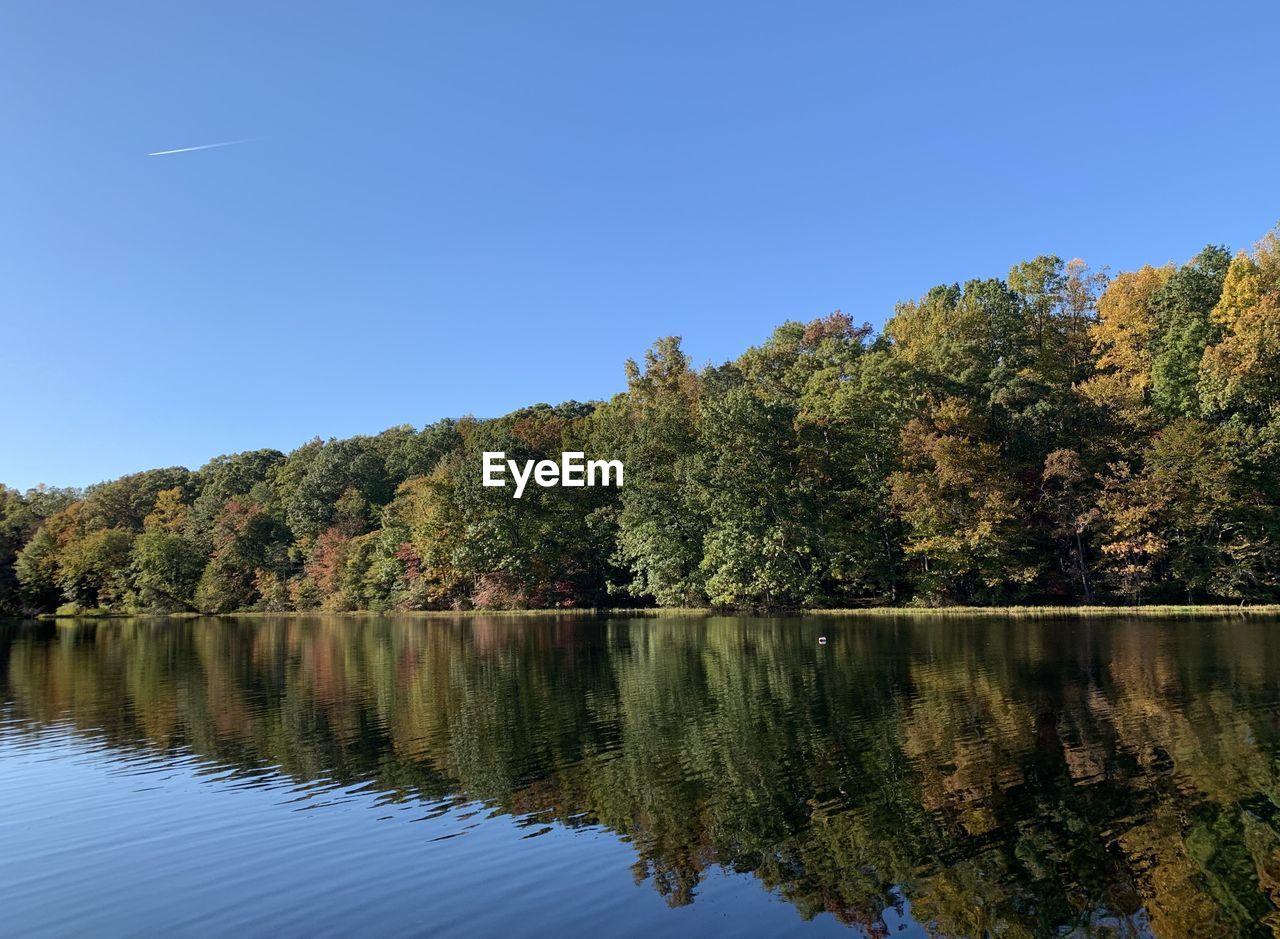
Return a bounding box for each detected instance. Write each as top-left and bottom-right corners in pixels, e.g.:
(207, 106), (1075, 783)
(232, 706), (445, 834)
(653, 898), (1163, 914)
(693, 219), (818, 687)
(1080, 264), (1171, 442)
(1199, 230), (1280, 417)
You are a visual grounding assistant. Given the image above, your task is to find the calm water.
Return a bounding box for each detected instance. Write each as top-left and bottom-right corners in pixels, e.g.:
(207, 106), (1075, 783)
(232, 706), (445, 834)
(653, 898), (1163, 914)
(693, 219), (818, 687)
(3, 615), (1280, 937)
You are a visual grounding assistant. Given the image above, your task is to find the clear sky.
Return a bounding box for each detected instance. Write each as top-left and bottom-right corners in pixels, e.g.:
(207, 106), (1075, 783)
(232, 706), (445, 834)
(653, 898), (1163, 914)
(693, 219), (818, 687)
(2, 1), (1278, 491)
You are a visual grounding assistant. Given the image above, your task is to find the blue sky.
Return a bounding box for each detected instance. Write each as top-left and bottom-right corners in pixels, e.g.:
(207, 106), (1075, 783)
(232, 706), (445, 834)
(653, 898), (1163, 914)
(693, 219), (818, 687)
(2, 1), (1278, 490)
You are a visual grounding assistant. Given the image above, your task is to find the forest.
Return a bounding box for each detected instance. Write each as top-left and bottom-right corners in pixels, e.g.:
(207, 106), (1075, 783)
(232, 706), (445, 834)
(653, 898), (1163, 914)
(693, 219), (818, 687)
(2, 229), (1279, 614)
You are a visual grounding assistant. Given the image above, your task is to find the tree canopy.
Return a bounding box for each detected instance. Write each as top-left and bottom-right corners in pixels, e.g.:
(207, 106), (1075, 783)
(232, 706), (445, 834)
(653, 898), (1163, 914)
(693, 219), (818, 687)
(5, 230), (1280, 613)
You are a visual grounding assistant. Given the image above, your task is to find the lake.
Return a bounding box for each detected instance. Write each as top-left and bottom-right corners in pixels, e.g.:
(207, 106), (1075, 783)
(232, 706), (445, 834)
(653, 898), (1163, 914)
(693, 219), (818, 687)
(2, 614), (1279, 937)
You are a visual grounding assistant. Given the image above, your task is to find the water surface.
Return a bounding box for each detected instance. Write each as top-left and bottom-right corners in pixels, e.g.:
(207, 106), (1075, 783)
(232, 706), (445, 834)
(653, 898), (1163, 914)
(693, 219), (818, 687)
(3, 613), (1280, 937)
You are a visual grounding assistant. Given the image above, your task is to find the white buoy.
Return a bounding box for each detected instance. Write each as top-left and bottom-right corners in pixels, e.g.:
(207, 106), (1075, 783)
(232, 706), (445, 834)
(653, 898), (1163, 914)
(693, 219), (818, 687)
(818, 636), (827, 644)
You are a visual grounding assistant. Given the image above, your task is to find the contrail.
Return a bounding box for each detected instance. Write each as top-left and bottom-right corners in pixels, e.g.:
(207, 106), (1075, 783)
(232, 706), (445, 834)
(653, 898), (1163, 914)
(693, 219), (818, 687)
(147, 138), (255, 157)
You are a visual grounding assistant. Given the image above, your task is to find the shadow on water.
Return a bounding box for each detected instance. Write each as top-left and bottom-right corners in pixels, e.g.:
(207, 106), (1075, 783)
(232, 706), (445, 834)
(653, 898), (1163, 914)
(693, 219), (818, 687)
(3, 613), (1280, 936)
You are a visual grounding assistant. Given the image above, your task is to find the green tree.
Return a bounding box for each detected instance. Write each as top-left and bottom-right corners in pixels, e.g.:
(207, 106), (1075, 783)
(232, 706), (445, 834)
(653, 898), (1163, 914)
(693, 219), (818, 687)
(611, 337), (707, 605)
(1149, 246), (1231, 419)
(0, 485), (78, 615)
(283, 437), (393, 539)
(695, 383), (818, 607)
(56, 527), (135, 610)
(132, 530), (205, 611)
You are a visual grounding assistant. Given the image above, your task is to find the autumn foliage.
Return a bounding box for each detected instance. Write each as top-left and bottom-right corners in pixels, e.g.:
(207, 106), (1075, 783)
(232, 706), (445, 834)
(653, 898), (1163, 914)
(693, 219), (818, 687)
(4, 230), (1280, 613)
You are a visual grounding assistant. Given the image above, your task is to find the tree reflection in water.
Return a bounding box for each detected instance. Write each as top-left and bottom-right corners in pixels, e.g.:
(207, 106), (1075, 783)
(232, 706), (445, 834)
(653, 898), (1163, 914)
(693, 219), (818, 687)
(3, 613), (1280, 936)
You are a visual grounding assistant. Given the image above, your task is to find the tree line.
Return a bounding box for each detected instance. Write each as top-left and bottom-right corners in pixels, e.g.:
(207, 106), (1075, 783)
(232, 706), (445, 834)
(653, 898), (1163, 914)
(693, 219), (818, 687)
(3, 229), (1279, 614)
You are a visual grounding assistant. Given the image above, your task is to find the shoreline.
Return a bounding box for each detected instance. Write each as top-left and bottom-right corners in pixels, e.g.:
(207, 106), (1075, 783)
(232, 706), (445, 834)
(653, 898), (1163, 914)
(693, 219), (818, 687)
(17, 603), (1280, 622)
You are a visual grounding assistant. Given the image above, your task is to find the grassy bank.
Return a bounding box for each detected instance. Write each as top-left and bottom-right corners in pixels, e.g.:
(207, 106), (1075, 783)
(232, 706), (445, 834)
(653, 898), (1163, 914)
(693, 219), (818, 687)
(27, 603), (1280, 621)
(807, 604), (1280, 618)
